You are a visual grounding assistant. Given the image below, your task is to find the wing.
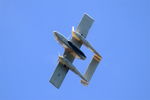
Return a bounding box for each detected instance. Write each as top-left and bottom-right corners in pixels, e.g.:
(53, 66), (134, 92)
(50, 62), (69, 89)
(50, 50), (75, 89)
(76, 14), (94, 38)
(71, 14), (94, 48)
(81, 54), (102, 85)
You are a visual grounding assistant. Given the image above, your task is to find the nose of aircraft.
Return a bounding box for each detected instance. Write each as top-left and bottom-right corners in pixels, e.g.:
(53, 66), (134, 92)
(53, 31), (59, 38)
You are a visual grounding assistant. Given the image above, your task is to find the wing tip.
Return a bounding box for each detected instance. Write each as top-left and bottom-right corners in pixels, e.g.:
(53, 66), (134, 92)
(83, 13), (95, 22)
(49, 79), (60, 89)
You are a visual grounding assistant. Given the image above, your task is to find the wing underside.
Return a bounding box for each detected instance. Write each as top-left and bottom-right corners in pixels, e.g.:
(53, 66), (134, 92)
(71, 14), (94, 48)
(50, 50), (75, 89)
(50, 63), (69, 88)
(76, 14), (94, 38)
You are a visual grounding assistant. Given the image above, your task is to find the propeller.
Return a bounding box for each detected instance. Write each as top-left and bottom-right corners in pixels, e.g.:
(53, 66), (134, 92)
(67, 26), (75, 40)
(72, 26), (75, 32)
(57, 51), (61, 62)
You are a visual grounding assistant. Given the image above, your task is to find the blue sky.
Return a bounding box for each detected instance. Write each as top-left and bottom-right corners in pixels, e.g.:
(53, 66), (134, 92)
(0, 0), (149, 100)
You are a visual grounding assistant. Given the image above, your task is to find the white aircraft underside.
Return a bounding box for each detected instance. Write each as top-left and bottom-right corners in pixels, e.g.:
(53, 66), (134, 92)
(50, 14), (102, 89)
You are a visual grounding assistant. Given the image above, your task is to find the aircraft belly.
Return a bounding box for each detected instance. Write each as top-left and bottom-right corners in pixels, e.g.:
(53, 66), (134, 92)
(50, 14), (101, 89)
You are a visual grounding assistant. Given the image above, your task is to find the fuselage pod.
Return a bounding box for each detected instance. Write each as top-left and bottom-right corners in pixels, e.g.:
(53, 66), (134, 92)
(53, 31), (86, 60)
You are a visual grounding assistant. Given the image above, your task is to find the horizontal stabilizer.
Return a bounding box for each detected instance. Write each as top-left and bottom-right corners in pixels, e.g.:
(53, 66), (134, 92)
(81, 54), (102, 85)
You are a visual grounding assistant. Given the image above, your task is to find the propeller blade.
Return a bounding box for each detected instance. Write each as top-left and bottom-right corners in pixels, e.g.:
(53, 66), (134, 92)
(57, 51), (61, 62)
(72, 26), (75, 32)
